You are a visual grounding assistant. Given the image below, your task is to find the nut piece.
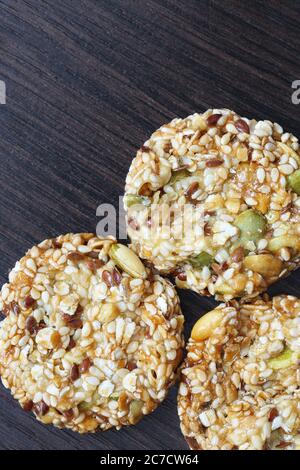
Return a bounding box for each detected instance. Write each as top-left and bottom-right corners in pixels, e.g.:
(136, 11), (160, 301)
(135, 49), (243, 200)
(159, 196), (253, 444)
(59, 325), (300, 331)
(59, 293), (79, 316)
(288, 169), (300, 195)
(243, 254), (282, 278)
(78, 401), (92, 411)
(128, 399), (144, 424)
(124, 194), (150, 208)
(0, 233), (184, 434)
(256, 194), (270, 215)
(36, 327), (61, 349)
(179, 294), (300, 450)
(189, 251), (213, 269)
(234, 209), (267, 244)
(191, 308), (223, 341)
(215, 273), (248, 296)
(268, 235), (300, 252)
(268, 348), (298, 370)
(169, 169), (190, 185)
(109, 244), (147, 279)
(99, 303), (120, 323)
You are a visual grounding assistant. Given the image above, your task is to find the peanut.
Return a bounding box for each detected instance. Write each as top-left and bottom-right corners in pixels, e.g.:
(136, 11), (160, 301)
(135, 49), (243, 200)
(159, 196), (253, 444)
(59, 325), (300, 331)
(243, 254), (282, 278)
(191, 308), (223, 341)
(268, 235), (300, 252)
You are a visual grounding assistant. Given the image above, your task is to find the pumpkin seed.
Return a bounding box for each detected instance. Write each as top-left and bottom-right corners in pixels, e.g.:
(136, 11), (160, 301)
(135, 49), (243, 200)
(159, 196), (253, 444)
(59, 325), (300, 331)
(288, 169), (300, 195)
(268, 348), (298, 370)
(109, 244), (147, 279)
(234, 209), (267, 244)
(124, 194), (150, 208)
(189, 251), (213, 269)
(169, 169), (190, 185)
(99, 303), (120, 323)
(129, 399), (144, 424)
(78, 401), (92, 411)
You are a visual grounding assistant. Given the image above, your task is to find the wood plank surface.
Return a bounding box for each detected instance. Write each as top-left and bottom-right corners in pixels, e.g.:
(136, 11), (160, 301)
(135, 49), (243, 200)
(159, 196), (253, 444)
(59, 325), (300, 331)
(0, 0), (299, 450)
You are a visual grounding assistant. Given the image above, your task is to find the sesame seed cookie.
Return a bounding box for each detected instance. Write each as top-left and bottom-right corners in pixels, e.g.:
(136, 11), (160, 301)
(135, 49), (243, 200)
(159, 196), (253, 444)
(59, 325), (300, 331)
(0, 234), (184, 433)
(124, 109), (300, 300)
(178, 295), (300, 450)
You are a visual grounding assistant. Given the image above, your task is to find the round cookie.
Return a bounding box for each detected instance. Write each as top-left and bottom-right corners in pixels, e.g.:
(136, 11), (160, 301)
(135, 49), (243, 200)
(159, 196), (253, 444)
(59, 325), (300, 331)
(124, 109), (300, 300)
(178, 295), (300, 450)
(0, 234), (184, 433)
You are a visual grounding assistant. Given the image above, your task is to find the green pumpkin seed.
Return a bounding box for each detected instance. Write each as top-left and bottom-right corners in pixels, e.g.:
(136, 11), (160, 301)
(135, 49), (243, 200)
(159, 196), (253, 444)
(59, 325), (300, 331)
(288, 169), (300, 195)
(78, 401), (92, 411)
(234, 209), (267, 244)
(189, 251), (213, 268)
(169, 169), (190, 185)
(268, 348), (298, 370)
(124, 194), (150, 208)
(129, 399), (144, 424)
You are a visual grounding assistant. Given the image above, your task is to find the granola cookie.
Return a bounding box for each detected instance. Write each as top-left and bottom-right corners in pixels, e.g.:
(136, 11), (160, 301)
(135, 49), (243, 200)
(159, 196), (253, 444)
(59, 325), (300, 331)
(0, 234), (184, 433)
(178, 295), (300, 450)
(124, 109), (300, 300)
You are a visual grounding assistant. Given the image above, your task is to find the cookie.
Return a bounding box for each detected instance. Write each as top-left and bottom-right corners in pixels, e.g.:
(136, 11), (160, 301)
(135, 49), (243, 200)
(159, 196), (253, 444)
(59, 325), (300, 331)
(0, 234), (184, 433)
(124, 109), (300, 300)
(178, 295), (300, 450)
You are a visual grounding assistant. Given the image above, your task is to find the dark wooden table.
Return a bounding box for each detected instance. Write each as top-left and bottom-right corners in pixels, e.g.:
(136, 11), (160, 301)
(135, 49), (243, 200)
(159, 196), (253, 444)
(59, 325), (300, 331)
(0, 0), (299, 450)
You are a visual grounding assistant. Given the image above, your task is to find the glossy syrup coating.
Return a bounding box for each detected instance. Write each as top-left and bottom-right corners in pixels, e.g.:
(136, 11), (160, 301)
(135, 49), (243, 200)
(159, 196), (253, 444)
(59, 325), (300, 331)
(178, 295), (300, 450)
(0, 234), (184, 433)
(125, 109), (300, 300)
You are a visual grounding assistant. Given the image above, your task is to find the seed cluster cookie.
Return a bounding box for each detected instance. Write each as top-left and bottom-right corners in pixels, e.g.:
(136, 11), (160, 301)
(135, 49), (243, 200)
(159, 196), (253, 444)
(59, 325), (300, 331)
(1, 108), (300, 447)
(0, 234), (184, 433)
(178, 295), (300, 450)
(124, 109), (300, 300)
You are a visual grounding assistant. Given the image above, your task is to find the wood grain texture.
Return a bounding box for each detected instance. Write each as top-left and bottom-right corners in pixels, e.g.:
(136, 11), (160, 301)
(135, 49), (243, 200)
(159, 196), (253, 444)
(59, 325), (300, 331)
(0, 0), (299, 450)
